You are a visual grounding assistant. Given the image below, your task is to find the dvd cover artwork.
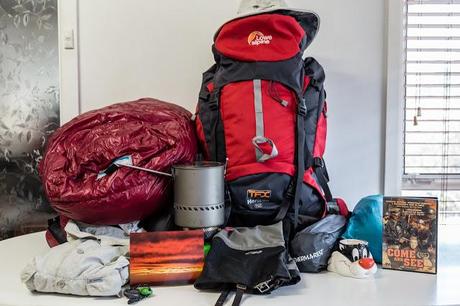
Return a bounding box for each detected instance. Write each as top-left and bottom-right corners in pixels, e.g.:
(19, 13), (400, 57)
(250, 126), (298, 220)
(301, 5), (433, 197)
(382, 197), (438, 274)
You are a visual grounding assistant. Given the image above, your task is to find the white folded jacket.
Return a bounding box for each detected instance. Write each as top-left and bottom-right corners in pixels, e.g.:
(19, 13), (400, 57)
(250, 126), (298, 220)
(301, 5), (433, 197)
(20, 220), (132, 297)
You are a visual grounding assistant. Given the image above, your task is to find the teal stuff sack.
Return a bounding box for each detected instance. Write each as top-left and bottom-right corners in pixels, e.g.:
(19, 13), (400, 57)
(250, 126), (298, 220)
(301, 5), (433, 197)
(342, 195), (383, 263)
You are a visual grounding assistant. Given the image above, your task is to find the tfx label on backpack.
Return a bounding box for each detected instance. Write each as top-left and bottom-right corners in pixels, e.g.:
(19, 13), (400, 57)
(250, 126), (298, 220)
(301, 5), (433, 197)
(246, 189), (271, 208)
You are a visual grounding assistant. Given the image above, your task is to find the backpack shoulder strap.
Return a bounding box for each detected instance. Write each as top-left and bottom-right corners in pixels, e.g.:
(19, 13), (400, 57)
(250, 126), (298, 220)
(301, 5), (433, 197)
(197, 64), (226, 163)
(304, 57), (335, 205)
(313, 157), (333, 202)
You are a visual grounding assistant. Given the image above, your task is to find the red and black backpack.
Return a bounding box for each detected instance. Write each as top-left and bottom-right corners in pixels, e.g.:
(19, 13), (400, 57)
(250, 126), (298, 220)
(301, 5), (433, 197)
(195, 10), (348, 236)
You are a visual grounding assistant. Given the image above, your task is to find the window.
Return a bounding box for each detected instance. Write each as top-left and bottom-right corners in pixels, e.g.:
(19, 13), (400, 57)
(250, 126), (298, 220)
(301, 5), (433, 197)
(402, 0), (460, 224)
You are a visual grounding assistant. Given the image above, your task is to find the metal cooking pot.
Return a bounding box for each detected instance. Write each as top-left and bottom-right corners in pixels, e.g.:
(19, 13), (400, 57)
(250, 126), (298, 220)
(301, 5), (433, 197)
(116, 161), (225, 228)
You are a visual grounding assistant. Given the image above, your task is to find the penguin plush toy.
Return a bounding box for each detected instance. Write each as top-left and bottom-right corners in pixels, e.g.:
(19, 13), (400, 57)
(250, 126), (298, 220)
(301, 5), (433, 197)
(327, 239), (377, 278)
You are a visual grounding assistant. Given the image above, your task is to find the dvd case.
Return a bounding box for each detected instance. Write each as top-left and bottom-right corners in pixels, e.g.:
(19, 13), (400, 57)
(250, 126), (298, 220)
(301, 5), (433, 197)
(382, 197), (438, 274)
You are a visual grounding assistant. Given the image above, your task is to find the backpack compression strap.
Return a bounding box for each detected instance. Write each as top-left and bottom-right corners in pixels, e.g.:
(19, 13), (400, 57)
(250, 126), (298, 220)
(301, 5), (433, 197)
(292, 95), (308, 228)
(273, 94), (309, 227)
(252, 79), (279, 162)
(208, 89), (226, 163)
(313, 157), (333, 202)
(215, 285), (246, 306)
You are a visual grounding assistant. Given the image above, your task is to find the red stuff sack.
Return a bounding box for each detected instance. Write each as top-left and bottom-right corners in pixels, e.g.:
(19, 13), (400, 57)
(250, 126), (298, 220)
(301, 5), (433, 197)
(40, 98), (197, 225)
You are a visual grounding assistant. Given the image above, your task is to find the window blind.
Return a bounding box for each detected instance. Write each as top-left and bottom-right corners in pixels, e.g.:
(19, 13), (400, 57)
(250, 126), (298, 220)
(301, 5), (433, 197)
(403, 0), (460, 224)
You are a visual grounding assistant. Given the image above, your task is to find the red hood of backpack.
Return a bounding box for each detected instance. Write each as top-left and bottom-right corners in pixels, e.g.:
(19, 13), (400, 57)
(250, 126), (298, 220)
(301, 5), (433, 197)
(214, 10), (320, 52)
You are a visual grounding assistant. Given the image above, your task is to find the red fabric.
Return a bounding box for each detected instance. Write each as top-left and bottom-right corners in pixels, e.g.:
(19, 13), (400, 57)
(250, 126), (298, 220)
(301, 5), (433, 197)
(227, 161), (293, 182)
(302, 76), (310, 93)
(40, 98), (197, 225)
(212, 76), (331, 218)
(257, 141), (274, 155)
(195, 106), (209, 160)
(206, 82), (214, 92)
(335, 197), (350, 217)
(215, 14), (305, 62)
(220, 80), (297, 176)
(221, 78), (326, 202)
(45, 231), (59, 248)
(303, 168), (326, 201)
(220, 81), (256, 171)
(313, 101), (327, 157)
(45, 216), (69, 248)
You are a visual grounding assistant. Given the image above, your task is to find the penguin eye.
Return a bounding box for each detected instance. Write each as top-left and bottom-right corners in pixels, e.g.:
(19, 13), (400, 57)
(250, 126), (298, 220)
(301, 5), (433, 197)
(352, 248), (359, 261)
(362, 249), (368, 258)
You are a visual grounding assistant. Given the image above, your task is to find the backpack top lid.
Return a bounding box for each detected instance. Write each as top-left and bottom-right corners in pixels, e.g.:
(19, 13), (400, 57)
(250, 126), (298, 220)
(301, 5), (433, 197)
(214, 0), (319, 60)
(215, 13), (307, 62)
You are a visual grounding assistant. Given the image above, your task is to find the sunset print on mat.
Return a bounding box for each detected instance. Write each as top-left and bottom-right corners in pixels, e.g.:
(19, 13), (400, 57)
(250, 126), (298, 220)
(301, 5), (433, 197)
(130, 230), (204, 285)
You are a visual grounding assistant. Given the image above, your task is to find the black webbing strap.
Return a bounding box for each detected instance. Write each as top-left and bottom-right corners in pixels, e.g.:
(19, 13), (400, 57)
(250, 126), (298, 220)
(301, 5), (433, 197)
(313, 157), (333, 202)
(214, 285), (246, 306)
(274, 96), (310, 227)
(232, 285), (246, 306)
(47, 217), (67, 244)
(215, 288), (232, 306)
(208, 90), (219, 161)
(292, 96), (307, 228)
(273, 180), (294, 222)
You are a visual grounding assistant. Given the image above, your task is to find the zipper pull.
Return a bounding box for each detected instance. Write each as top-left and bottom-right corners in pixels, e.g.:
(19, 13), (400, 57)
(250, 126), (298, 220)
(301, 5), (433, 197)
(268, 81), (288, 107)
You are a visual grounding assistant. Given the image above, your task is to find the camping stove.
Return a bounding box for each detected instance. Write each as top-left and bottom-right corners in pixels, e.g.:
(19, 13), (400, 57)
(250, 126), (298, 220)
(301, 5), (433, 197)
(173, 162), (225, 229)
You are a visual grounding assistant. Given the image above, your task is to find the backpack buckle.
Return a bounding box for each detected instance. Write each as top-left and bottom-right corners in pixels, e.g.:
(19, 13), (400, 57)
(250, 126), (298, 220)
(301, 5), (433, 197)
(285, 180), (295, 199)
(326, 200), (340, 215)
(209, 99), (218, 111)
(313, 157), (324, 168)
(297, 102), (307, 117)
(254, 279), (272, 293)
(252, 136), (278, 163)
(209, 91), (219, 111)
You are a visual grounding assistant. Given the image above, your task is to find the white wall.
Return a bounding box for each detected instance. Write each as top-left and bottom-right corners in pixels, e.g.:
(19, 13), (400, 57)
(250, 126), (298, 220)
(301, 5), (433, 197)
(62, 0), (387, 208)
(290, 0), (387, 207)
(77, 0), (237, 111)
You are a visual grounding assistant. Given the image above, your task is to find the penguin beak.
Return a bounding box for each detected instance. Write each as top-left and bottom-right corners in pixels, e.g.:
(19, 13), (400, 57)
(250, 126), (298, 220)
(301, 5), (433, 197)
(358, 257), (375, 270)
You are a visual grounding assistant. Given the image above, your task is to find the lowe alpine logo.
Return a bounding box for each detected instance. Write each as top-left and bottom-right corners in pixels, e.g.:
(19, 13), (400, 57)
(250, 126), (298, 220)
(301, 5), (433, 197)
(247, 31), (272, 46)
(247, 189), (271, 208)
(293, 249), (324, 263)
